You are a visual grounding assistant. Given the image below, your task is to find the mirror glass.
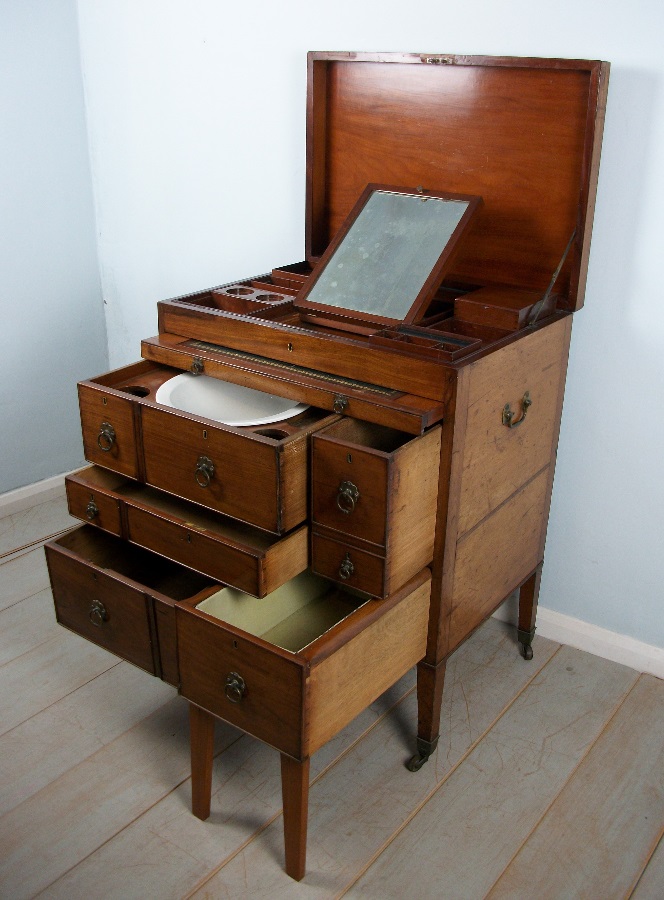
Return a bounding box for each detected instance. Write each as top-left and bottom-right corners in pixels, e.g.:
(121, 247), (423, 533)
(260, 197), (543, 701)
(301, 189), (472, 320)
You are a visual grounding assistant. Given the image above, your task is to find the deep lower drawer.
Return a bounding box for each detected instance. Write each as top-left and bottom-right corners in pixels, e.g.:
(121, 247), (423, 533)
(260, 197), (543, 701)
(177, 568), (431, 759)
(45, 526), (220, 685)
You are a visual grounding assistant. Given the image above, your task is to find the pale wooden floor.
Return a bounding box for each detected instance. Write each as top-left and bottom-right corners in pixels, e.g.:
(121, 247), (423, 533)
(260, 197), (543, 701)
(0, 496), (662, 899)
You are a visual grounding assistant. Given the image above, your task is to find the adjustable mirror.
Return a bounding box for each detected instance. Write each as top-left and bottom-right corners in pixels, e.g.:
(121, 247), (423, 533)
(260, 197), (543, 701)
(295, 184), (482, 332)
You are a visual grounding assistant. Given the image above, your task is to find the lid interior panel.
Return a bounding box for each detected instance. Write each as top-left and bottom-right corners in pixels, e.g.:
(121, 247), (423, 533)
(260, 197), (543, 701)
(307, 55), (606, 310)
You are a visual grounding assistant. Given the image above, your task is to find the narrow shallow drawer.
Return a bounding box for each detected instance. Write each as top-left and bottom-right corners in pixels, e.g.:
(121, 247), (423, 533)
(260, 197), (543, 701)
(65, 466), (308, 597)
(45, 526), (219, 684)
(66, 467), (125, 536)
(310, 531), (386, 597)
(177, 567), (431, 760)
(78, 360), (336, 533)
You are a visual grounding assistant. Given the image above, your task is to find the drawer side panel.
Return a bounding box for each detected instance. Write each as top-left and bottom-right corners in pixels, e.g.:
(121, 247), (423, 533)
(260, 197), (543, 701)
(306, 574), (431, 754)
(447, 468), (550, 651)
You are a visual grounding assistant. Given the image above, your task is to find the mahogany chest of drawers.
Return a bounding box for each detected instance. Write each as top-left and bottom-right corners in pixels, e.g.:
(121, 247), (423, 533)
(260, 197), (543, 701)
(45, 51), (608, 880)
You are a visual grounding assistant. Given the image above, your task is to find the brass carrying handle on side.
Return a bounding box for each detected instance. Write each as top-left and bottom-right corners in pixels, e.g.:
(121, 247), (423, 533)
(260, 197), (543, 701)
(502, 391), (532, 429)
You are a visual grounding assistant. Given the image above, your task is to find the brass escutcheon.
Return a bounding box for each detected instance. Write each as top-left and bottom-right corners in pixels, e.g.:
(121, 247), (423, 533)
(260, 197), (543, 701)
(502, 391), (532, 429)
(194, 456), (215, 488)
(97, 422), (116, 452)
(190, 356), (204, 376)
(86, 499), (99, 520)
(225, 672), (246, 703)
(89, 599), (108, 627)
(337, 480), (359, 514)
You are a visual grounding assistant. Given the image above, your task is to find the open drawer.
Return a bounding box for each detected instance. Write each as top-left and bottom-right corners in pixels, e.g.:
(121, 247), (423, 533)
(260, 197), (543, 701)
(78, 360), (337, 533)
(177, 567), (431, 760)
(45, 526), (220, 685)
(65, 466), (308, 597)
(311, 419), (441, 596)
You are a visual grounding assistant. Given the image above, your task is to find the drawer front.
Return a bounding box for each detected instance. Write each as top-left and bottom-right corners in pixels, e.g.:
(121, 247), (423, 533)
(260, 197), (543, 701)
(312, 439), (388, 547)
(177, 608), (304, 758)
(66, 477), (123, 536)
(140, 406), (283, 532)
(46, 542), (156, 674)
(78, 384), (139, 478)
(311, 532), (386, 597)
(126, 504), (308, 597)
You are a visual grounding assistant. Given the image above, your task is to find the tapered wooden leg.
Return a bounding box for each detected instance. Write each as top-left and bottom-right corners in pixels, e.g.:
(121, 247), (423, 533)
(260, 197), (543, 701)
(407, 659), (446, 771)
(518, 565), (542, 660)
(280, 754), (310, 881)
(189, 704), (215, 820)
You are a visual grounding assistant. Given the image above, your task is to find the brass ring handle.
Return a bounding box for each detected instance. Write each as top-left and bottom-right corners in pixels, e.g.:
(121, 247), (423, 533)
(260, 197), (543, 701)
(225, 672), (246, 703)
(502, 391), (532, 429)
(97, 422), (116, 452)
(333, 394), (349, 415)
(86, 499), (99, 520)
(338, 552), (354, 581)
(194, 456), (215, 488)
(89, 599), (108, 627)
(336, 480), (359, 514)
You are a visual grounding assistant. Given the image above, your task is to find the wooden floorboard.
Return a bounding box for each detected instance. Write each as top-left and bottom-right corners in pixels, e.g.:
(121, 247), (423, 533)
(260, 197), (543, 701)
(345, 646), (639, 899)
(632, 834), (664, 899)
(486, 674), (664, 899)
(0, 519), (661, 899)
(0, 546), (50, 612)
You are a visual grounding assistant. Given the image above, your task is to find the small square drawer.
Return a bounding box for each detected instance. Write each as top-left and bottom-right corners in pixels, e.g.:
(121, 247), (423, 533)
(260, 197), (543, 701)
(78, 361), (337, 533)
(177, 568), (431, 760)
(311, 419), (441, 548)
(45, 526), (220, 685)
(65, 466), (309, 598)
(311, 419), (441, 594)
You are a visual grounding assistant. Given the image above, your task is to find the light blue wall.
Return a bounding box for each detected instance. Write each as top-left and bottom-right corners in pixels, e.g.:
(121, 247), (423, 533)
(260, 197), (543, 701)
(0, 0), (108, 494)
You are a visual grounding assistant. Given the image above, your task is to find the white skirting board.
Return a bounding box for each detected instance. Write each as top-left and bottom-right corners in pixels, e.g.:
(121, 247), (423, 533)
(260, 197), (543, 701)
(0, 472), (69, 518)
(494, 599), (664, 680)
(3, 474), (662, 679)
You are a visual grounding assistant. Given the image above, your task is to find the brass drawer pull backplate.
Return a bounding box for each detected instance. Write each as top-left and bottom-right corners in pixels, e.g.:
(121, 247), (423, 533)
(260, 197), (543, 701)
(195, 456), (215, 488)
(225, 672), (246, 703)
(89, 599), (108, 627)
(502, 391), (532, 429)
(97, 422), (116, 452)
(338, 552), (354, 580)
(336, 480), (360, 514)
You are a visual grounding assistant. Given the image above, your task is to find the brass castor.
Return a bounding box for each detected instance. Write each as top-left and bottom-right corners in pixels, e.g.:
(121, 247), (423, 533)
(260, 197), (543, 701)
(518, 626), (536, 661)
(406, 736), (438, 772)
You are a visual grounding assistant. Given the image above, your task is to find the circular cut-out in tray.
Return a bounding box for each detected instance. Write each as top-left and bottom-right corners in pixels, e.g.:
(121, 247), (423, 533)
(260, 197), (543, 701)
(155, 373), (309, 427)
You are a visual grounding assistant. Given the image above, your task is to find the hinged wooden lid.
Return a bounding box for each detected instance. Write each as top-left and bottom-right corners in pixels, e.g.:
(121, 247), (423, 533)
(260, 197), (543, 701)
(306, 52), (609, 312)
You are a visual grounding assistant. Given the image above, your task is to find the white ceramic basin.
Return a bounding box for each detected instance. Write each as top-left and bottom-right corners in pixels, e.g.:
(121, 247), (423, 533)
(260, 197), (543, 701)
(155, 373), (308, 427)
